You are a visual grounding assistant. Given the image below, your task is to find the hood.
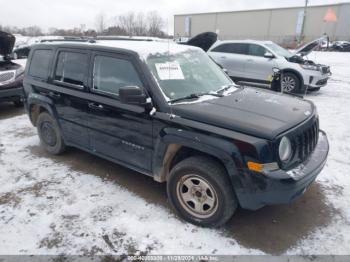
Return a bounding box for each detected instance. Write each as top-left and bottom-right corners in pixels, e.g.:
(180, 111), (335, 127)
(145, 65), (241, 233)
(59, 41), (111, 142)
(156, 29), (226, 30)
(0, 31), (15, 56)
(294, 36), (327, 57)
(172, 88), (314, 140)
(184, 32), (218, 52)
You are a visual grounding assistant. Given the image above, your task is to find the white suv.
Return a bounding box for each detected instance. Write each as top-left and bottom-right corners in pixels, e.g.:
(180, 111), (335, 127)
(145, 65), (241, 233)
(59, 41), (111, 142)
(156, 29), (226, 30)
(207, 39), (331, 93)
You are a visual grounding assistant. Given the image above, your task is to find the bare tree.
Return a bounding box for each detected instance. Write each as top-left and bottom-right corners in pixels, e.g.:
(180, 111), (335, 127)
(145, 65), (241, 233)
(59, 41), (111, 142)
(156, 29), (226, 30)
(24, 26), (42, 36)
(118, 12), (135, 36)
(134, 12), (147, 36)
(95, 12), (106, 34)
(147, 11), (164, 37)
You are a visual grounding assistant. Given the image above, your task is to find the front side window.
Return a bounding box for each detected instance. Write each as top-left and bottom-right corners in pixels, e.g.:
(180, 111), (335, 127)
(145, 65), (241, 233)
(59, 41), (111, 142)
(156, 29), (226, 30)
(265, 43), (292, 58)
(29, 49), (53, 79)
(93, 56), (143, 96)
(54, 51), (88, 86)
(248, 44), (267, 57)
(146, 49), (235, 101)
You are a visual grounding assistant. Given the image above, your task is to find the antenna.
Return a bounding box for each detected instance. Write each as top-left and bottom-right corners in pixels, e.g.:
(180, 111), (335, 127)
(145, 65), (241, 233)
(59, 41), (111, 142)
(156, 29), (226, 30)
(167, 18), (174, 119)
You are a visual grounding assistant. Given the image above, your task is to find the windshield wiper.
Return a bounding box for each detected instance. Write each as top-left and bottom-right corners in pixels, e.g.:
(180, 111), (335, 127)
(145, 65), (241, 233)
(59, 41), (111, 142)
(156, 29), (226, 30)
(169, 91), (223, 104)
(216, 84), (236, 95)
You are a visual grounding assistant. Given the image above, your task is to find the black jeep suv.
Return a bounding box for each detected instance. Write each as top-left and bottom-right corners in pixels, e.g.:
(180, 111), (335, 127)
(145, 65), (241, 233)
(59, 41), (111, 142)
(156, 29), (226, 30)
(0, 31), (24, 106)
(23, 40), (329, 227)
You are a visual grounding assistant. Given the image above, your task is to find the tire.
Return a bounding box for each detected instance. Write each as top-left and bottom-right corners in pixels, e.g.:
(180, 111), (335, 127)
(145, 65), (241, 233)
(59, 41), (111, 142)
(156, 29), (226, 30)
(36, 112), (66, 155)
(167, 156), (237, 227)
(281, 72), (301, 93)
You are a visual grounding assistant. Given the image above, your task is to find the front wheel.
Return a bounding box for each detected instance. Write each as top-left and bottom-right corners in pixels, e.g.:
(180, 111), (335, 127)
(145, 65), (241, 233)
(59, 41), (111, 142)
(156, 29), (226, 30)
(167, 156), (237, 227)
(281, 72), (301, 93)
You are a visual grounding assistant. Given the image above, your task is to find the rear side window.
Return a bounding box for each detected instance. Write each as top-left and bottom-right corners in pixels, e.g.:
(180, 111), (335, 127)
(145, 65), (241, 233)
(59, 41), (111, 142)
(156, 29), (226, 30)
(54, 51), (88, 87)
(29, 49), (53, 79)
(211, 44), (232, 53)
(93, 55), (143, 96)
(211, 43), (248, 55)
(248, 44), (267, 57)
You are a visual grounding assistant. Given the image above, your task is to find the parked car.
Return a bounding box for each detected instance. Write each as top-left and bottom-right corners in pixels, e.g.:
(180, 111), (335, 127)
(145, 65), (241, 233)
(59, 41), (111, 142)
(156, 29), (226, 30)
(23, 40), (329, 227)
(0, 31), (24, 106)
(331, 41), (350, 52)
(207, 38), (331, 93)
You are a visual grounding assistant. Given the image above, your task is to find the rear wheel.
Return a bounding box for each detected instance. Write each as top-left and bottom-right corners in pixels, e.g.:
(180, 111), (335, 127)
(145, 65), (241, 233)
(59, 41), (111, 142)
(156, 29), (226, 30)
(281, 72), (301, 93)
(36, 112), (66, 155)
(167, 156), (237, 227)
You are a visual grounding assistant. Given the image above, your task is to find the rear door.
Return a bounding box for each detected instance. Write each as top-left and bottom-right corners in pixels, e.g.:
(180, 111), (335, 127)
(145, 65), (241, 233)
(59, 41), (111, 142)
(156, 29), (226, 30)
(86, 51), (153, 172)
(51, 49), (91, 149)
(246, 44), (277, 82)
(208, 43), (248, 78)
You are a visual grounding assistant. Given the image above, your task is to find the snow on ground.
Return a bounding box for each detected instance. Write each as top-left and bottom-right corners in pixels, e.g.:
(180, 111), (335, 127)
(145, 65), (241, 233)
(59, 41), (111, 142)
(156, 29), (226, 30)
(0, 51), (349, 255)
(286, 51), (350, 254)
(0, 116), (260, 255)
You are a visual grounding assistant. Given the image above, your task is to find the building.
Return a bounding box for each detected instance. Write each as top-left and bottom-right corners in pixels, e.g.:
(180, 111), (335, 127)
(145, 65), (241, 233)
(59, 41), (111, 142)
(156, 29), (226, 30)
(174, 2), (350, 46)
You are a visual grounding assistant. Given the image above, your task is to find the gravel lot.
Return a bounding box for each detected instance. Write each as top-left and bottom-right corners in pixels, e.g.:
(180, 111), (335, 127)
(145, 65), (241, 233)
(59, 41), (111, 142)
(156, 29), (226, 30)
(0, 52), (349, 255)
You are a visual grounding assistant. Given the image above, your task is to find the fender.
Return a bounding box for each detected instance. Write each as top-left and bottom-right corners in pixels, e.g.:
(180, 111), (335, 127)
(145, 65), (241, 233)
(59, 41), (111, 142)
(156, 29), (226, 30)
(152, 127), (244, 189)
(26, 92), (58, 126)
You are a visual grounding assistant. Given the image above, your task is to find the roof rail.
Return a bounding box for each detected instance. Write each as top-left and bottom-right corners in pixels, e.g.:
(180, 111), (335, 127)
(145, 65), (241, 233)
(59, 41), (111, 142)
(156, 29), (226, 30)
(96, 36), (154, 41)
(40, 36), (95, 43)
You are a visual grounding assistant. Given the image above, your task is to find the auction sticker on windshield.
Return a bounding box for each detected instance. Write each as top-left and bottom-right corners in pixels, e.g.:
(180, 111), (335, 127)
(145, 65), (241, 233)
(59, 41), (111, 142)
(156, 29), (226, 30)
(155, 62), (185, 80)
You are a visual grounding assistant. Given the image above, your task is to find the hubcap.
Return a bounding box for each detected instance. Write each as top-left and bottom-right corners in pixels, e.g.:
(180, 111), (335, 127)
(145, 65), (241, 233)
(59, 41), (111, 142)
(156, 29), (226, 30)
(41, 122), (57, 146)
(281, 75), (296, 92)
(176, 175), (218, 219)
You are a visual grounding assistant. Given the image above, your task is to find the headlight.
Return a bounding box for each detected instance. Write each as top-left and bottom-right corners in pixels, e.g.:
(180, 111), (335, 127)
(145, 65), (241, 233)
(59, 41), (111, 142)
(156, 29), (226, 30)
(300, 64), (319, 71)
(15, 67), (25, 77)
(279, 136), (292, 162)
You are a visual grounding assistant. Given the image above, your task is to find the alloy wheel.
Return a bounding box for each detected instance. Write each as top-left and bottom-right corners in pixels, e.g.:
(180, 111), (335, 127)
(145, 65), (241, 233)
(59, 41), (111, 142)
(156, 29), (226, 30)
(281, 75), (296, 92)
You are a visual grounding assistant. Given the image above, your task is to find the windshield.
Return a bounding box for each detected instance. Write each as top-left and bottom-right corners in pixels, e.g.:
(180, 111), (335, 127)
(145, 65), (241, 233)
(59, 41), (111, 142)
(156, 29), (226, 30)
(265, 43), (293, 58)
(146, 49), (234, 101)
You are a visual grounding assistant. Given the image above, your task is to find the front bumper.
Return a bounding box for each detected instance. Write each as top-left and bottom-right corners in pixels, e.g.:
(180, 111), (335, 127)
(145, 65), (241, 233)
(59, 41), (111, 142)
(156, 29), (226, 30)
(0, 87), (24, 102)
(236, 131), (329, 210)
(304, 71), (331, 89)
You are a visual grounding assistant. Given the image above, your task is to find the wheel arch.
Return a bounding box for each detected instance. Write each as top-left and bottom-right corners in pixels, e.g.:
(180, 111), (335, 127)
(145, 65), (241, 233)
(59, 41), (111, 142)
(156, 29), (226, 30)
(281, 68), (305, 91)
(27, 93), (57, 126)
(152, 129), (243, 190)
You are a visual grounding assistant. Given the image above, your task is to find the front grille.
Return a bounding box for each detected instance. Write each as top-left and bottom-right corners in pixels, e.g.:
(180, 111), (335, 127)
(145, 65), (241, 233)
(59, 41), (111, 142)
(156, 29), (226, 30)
(293, 118), (319, 162)
(0, 70), (16, 84)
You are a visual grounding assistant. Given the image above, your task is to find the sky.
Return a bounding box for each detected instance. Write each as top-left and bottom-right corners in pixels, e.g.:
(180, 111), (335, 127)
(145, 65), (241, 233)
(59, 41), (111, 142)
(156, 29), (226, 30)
(0, 0), (349, 34)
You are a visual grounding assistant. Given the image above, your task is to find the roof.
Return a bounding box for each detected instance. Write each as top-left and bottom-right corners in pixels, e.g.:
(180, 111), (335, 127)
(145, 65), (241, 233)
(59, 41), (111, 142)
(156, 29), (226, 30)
(36, 40), (201, 60)
(174, 2), (350, 17)
(214, 39), (274, 45)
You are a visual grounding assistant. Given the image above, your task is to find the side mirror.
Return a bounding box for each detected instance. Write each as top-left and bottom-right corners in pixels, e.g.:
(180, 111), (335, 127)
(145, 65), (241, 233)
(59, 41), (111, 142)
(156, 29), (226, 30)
(264, 52), (275, 59)
(119, 86), (147, 105)
(272, 67), (280, 73)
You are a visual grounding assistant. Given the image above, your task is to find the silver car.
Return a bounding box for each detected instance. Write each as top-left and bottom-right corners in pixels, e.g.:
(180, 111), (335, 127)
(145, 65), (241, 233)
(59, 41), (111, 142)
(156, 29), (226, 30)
(208, 39), (331, 93)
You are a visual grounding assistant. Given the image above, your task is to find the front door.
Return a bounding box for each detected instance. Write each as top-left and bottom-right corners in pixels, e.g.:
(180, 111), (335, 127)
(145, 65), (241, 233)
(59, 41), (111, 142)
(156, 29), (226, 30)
(87, 52), (153, 172)
(245, 44), (277, 82)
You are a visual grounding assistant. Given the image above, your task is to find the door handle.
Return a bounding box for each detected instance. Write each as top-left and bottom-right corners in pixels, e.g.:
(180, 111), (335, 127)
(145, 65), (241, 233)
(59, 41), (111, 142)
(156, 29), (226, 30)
(247, 59), (254, 62)
(48, 92), (61, 99)
(88, 102), (105, 111)
(220, 56), (227, 59)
